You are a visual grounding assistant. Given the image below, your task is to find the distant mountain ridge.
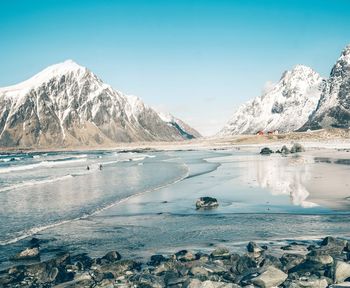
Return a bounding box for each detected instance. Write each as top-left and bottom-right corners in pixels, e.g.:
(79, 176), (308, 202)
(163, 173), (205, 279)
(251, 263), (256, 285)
(218, 65), (324, 136)
(219, 44), (350, 136)
(301, 45), (350, 130)
(0, 60), (201, 147)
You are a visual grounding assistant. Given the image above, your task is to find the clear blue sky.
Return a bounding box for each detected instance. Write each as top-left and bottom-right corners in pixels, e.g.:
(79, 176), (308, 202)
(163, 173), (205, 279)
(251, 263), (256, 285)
(1, 0), (350, 135)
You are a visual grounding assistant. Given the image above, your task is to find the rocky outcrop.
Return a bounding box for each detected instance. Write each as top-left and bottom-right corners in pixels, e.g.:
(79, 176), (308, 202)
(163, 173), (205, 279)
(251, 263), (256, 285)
(302, 45), (350, 130)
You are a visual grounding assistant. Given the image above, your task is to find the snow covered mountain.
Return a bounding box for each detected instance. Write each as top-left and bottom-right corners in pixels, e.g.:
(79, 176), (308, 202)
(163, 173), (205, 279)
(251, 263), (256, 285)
(0, 60), (201, 147)
(157, 112), (201, 139)
(218, 65), (324, 136)
(301, 45), (350, 130)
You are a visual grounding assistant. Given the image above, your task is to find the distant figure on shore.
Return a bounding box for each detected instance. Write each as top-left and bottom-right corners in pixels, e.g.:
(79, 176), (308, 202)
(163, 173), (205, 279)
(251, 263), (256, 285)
(86, 165), (90, 170)
(99, 164), (103, 170)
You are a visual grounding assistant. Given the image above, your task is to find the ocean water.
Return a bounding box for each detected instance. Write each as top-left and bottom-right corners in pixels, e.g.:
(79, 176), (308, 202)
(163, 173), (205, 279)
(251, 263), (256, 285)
(0, 149), (349, 270)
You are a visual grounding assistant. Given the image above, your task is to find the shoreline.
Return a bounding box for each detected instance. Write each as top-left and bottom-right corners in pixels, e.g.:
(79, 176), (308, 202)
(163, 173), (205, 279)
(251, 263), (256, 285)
(0, 128), (349, 154)
(1, 236), (350, 287)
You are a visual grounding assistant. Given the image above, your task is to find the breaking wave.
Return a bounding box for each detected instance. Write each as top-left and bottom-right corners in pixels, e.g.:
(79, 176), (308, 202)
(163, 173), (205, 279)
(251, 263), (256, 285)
(0, 174), (74, 193)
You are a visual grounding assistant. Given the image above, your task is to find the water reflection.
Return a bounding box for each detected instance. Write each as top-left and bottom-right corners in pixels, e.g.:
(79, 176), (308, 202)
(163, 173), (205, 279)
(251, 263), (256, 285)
(238, 153), (350, 211)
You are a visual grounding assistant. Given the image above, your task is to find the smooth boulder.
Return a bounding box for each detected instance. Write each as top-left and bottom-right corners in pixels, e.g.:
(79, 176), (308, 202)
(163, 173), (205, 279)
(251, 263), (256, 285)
(196, 197), (219, 209)
(334, 261), (350, 283)
(260, 147), (274, 155)
(11, 247), (40, 260)
(252, 266), (288, 288)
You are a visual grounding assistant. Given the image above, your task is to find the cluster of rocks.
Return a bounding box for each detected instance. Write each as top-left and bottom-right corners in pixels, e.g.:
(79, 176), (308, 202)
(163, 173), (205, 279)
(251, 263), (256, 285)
(1, 236), (350, 287)
(260, 143), (305, 155)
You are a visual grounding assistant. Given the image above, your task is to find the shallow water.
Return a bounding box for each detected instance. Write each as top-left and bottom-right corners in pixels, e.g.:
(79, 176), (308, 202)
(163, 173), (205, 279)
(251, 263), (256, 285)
(0, 149), (350, 270)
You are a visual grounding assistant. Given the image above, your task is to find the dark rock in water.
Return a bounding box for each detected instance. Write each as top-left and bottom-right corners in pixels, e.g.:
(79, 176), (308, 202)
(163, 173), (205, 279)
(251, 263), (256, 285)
(195, 197), (219, 209)
(100, 251), (122, 263)
(247, 241), (263, 254)
(174, 250), (196, 262)
(281, 145), (291, 154)
(290, 143), (305, 153)
(195, 251), (210, 263)
(149, 254), (167, 266)
(260, 147), (274, 155)
(29, 237), (41, 248)
(321, 236), (348, 249)
(310, 237), (347, 257)
(11, 247), (40, 260)
(71, 253), (93, 270)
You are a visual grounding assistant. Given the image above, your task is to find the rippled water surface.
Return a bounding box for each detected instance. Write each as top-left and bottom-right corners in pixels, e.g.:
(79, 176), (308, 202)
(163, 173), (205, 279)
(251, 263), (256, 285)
(0, 149), (349, 270)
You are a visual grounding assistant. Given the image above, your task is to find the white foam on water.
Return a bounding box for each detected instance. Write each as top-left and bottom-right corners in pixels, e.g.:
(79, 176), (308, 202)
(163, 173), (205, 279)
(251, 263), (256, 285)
(0, 175), (74, 193)
(0, 158), (87, 174)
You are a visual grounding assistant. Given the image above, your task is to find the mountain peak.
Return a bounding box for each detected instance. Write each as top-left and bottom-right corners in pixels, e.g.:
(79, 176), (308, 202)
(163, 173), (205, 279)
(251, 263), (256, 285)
(0, 60), (90, 94)
(38, 59), (87, 77)
(219, 64), (323, 136)
(281, 65), (319, 80)
(0, 61), (200, 147)
(278, 65), (321, 91)
(341, 44), (350, 57)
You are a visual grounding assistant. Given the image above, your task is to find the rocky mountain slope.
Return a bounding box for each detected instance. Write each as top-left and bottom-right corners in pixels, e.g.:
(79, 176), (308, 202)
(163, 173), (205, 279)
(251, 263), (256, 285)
(218, 65), (324, 135)
(301, 45), (350, 130)
(0, 60), (201, 147)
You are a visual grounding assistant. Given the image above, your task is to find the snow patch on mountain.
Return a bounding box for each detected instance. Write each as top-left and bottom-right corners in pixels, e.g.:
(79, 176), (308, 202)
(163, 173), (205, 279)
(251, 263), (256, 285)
(0, 60), (201, 147)
(301, 45), (350, 130)
(218, 65), (324, 136)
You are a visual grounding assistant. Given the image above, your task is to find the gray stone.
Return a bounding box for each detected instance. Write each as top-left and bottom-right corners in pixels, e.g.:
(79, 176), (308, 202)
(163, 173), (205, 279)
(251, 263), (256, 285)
(190, 266), (209, 276)
(251, 266), (288, 288)
(174, 250), (196, 262)
(290, 143), (305, 153)
(247, 242), (263, 254)
(235, 255), (257, 274)
(334, 261), (350, 283)
(281, 145), (291, 154)
(11, 247), (40, 260)
(285, 277), (328, 288)
(281, 253), (306, 271)
(101, 251), (121, 263)
(307, 253), (334, 266)
(211, 247), (231, 260)
(260, 147), (274, 155)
